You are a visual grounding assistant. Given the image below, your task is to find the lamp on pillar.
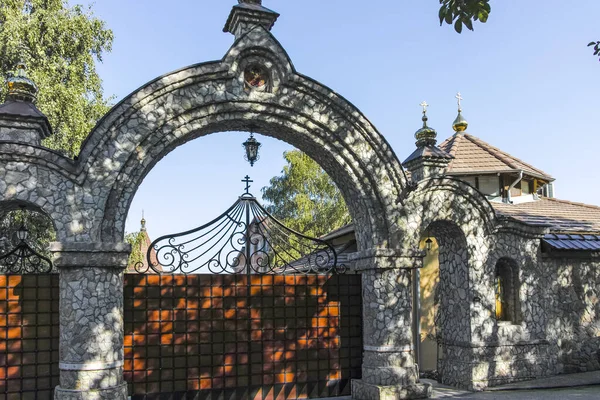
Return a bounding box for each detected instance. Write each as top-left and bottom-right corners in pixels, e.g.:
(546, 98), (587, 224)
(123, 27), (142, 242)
(243, 127), (262, 167)
(425, 237), (433, 252)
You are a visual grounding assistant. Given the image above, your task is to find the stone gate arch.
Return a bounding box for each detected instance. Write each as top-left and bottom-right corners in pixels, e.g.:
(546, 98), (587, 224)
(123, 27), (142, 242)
(76, 25), (407, 249)
(0, 2), (511, 399)
(27, 2), (433, 399)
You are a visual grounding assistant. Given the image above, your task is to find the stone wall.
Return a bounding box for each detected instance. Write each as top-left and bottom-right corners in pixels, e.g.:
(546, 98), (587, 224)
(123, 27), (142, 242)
(542, 255), (600, 374)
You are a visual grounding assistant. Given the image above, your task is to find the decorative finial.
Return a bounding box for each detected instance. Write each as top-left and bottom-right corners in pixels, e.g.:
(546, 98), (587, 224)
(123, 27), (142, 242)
(414, 101), (437, 147)
(453, 92), (468, 132)
(242, 175), (253, 194)
(224, 0), (279, 38)
(7, 61), (38, 103)
(140, 210), (146, 231)
(456, 92), (463, 111)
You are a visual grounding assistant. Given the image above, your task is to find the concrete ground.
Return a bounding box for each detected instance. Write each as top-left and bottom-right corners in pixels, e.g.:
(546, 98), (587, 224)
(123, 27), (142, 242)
(322, 372), (600, 400)
(431, 385), (600, 399)
(424, 371), (600, 399)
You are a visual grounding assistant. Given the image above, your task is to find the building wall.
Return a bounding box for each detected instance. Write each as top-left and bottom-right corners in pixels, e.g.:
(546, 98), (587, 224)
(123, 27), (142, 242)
(464, 230), (555, 390)
(542, 255), (600, 374)
(456, 232), (600, 390)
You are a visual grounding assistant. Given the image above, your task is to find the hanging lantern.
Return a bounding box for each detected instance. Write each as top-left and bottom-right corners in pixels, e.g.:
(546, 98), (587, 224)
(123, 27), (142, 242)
(243, 132), (262, 167)
(16, 205), (29, 242)
(425, 237), (433, 252)
(16, 224), (29, 242)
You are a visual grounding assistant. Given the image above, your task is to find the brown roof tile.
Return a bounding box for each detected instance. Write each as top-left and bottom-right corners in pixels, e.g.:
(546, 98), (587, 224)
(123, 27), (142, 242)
(402, 145), (453, 165)
(438, 133), (553, 181)
(492, 198), (600, 232)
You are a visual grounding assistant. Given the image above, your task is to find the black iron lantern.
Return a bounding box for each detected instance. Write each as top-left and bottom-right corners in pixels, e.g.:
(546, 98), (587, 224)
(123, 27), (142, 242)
(16, 223), (28, 242)
(243, 132), (261, 167)
(425, 237), (433, 252)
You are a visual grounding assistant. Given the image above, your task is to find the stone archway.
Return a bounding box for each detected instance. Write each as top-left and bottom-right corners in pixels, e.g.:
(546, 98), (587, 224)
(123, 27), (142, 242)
(399, 177), (498, 390)
(77, 25), (407, 249)
(0, 3), (436, 399)
(0, 2), (511, 399)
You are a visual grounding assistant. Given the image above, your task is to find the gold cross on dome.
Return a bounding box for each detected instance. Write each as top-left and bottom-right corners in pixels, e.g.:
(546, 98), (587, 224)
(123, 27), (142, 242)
(456, 92), (463, 109)
(420, 101), (429, 115)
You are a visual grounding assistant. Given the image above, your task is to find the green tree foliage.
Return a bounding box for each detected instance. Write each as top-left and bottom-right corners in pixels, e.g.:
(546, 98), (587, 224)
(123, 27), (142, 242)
(125, 231), (144, 267)
(437, 1), (598, 61)
(588, 41), (600, 61)
(0, 0), (114, 156)
(262, 150), (350, 239)
(438, 0), (491, 33)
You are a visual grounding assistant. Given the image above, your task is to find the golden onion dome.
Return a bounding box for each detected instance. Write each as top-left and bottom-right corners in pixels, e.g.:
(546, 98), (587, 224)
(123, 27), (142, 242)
(7, 62), (38, 103)
(452, 92), (468, 132)
(453, 110), (468, 132)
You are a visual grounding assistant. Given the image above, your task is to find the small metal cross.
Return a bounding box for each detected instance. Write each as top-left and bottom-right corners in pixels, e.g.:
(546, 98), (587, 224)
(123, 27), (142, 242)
(420, 101), (429, 115)
(456, 92), (463, 109)
(242, 175), (253, 194)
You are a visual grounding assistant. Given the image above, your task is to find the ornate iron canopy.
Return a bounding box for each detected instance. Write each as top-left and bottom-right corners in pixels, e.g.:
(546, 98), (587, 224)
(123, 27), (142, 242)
(136, 177), (342, 275)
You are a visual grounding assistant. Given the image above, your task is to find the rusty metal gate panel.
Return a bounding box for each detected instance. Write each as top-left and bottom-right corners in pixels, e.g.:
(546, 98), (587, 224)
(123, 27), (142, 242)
(124, 274), (362, 400)
(0, 274), (60, 400)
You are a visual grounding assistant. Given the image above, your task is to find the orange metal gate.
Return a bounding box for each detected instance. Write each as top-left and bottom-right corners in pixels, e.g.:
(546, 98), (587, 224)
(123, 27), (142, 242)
(124, 274), (362, 400)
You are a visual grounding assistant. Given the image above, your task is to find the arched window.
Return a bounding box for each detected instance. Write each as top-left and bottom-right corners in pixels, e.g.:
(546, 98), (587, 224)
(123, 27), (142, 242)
(495, 258), (520, 323)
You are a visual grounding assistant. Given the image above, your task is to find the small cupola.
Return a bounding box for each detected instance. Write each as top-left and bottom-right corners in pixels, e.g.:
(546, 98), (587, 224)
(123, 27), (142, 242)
(140, 211), (147, 232)
(8, 62), (38, 102)
(224, 0), (280, 40)
(415, 101), (438, 147)
(402, 101), (453, 182)
(0, 61), (52, 146)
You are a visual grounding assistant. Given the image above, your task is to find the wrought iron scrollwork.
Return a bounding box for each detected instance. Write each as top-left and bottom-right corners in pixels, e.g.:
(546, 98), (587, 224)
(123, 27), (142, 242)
(0, 218), (53, 275)
(136, 191), (343, 275)
(0, 240), (53, 274)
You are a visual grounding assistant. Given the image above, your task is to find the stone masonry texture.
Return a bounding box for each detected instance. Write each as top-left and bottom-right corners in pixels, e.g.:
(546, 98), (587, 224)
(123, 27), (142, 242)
(0, 4), (598, 399)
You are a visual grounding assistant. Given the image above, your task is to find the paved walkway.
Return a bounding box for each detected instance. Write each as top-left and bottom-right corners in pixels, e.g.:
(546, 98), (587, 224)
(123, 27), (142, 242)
(320, 372), (600, 399)
(488, 370), (600, 391)
(423, 370), (600, 399)
(434, 386), (600, 399)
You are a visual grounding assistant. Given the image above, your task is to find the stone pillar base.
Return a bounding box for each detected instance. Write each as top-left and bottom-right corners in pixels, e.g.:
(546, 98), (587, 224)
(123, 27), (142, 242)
(54, 383), (128, 400)
(352, 380), (432, 400)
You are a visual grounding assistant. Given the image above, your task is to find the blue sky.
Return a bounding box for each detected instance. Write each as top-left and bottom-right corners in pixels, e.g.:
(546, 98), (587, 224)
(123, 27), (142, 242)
(71, 0), (600, 238)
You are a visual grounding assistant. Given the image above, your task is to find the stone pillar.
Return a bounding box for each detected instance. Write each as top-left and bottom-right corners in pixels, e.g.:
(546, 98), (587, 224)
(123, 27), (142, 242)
(50, 242), (131, 400)
(351, 249), (432, 400)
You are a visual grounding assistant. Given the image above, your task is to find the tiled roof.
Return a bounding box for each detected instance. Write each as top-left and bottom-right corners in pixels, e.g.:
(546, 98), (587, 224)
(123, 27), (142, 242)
(492, 198), (600, 233)
(403, 145), (453, 165)
(438, 133), (553, 181)
(325, 198), (600, 238)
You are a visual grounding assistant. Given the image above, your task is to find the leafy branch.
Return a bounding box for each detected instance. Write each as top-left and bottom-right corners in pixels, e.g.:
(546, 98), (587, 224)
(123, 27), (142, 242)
(438, 0), (491, 33)
(438, 1), (598, 62)
(588, 41), (600, 61)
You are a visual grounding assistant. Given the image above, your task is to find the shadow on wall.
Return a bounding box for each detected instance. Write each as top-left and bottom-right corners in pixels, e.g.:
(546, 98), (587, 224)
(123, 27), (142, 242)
(123, 273), (362, 400)
(421, 220), (471, 389)
(545, 256), (600, 374)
